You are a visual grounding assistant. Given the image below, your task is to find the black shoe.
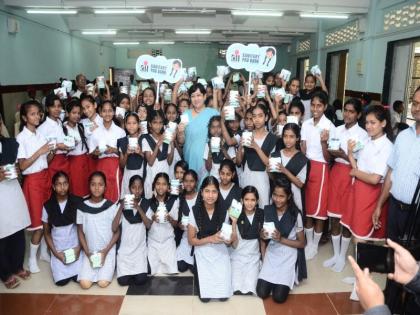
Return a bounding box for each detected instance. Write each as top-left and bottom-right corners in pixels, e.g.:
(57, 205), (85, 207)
(219, 298), (228, 302)
(234, 291), (242, 295)
(199, 298), (211, 303)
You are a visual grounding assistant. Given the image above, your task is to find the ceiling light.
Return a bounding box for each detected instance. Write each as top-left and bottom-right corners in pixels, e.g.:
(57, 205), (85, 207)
(113, 42), (140, 45)
(26, 9), (77, 14)
(82, 30), (117, 35)
(175, 29), (211, 34)
(94, 9), (145, 14)
(300, 12), (349, 19)
(231, 10), (283, 17)
(148, 41), (175, 45)
(162, 9), (216, 14)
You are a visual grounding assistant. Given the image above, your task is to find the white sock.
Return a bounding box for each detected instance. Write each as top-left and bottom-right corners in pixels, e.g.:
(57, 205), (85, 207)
(29, 242), (40, 261)
(312, 231), (322, 252)
(323, 234), (341, 268)
(333, 236), (351, 273)
(28, 243), (40, 273)
(40, 237), (50, 262)
(350, 283), (359, 301)
(304, 227), (314, 247)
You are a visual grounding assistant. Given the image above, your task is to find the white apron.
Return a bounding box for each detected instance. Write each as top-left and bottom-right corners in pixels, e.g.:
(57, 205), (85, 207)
(117, 214), (148, 277)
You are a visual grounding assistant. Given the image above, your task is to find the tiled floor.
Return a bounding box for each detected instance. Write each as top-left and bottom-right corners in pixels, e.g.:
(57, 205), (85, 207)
(0, 240), (386, 314)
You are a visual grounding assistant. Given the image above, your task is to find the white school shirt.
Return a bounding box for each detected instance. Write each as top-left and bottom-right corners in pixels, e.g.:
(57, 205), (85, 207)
(37, 117), (66, 154)
(357, 134), (393, 181)
(16, 126), (49, 175)
(88, 122), (126, 159)
(301, 115), (336, 163)
(334, 123), (368, 165)
(81, 114), (103, 138)
(64, 122), (88, 156)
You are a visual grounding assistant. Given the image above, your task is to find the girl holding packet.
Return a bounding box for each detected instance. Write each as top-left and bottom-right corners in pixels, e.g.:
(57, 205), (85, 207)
(300, 91), (336, 260)
(118, 112), (144, 198)
(89, 101), (126, 203)
(203, 116), (234, 180)
(269, 123), (308, 212)
(37, 94), (70, 181)
(146, 173), (179, 275)
(341, 105), (393, 242)
(218, 159), (242, 212)
(77, 171), (120, 289)
(258, 176), (305, 304)
(188, 176), (234, 302)
(112, 175), (151, 286)
(63, 99), (90, 197)
(142, 110), (175, 199)
(299, 73), (328, 121)
(17, 100), (54, 273)
(0, 126), (31, 289)
(176, 170), (198, 272)
(324, 99), (368, 272)
(230, 186), (264, 295)
(42, 172), (82, 286)
(236, 104), (277, 208)
(80, 95), (103, 175)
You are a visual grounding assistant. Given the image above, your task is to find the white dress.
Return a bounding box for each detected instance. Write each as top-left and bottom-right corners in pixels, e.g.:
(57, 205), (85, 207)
(0, 178), (30, 238)
(146, 199), (179, 275)
(259, 213), (303, 289)
(117, 209), (148, 278)
(280, 151), (307, 211)
(189, 210), (233, 299)
(176, 196), (197, 265)
(230, 213), (261, 295)
(76, 200), (118, 282)
(41, 201), (82, 283)
(241, 136), (274, 208)
(142, 136), (172, 199)
(168, 147), (182, 180)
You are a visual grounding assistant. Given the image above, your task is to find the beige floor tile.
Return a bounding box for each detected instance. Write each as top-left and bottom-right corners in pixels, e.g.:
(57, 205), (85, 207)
(119, 296), (194, 315)
(192, 295), (265, 315)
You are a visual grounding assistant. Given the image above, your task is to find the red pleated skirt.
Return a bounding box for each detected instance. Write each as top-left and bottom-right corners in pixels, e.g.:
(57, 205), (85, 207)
(96, 157), (121, 203)
(305, 160), (330, 220)
(340, 179), (388, 240)
(327, 162), (352, 218)
(68, 154), (90, 197)
(22, 170), (50, 230)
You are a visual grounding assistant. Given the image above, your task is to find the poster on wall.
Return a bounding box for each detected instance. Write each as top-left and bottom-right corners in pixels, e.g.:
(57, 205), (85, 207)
(135, 55), (183, 84)
(226, 43), (277, 73)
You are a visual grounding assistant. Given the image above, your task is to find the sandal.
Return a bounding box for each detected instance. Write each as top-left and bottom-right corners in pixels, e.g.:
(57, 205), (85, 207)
(3, 276), (20, 289)
(15, 269), (31, 280)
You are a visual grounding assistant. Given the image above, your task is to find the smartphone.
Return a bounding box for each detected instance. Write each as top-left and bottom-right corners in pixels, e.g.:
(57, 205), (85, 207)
(356, 243), (395, 273)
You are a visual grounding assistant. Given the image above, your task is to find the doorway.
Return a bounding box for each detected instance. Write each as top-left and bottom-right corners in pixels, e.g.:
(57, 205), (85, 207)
(325, 50), (348, 103)
(383, 38), (420, 125)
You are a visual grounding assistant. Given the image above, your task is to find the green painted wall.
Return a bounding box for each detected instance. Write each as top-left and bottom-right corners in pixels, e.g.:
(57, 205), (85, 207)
(0, 2), (116, 85)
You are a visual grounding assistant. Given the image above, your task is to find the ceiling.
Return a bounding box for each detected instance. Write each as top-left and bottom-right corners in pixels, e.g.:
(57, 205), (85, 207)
(4, 0), (371, 45)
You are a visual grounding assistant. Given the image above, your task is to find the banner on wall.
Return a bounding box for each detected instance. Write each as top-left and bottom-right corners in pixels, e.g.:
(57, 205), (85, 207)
(135, 55), (183, 84)
(226, 43), (277, 73)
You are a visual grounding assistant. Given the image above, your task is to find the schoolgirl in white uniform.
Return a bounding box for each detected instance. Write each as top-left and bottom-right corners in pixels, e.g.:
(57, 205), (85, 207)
(112, 175), (151, 286)
(77, 171), (120, 289)
(17, 100), (53, 273)
(142, 110), (175, 199)
(118, 112), (145, 198)
(236, 104), (277, 208)
(257, 175), (306, 304)
(42, 172), (82, 286)
(188, 176), (234, 302)
(88, 101), (125, 203)
(324, 99), (368, 272)
(300, 91), (336, 260)
(176, 170), (198, 272)
(230, 186), (264, 295)
(146, 173), (179, 275)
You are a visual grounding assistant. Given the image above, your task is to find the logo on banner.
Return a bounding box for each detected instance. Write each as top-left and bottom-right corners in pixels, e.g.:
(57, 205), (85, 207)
(226, 43), (276, 72)
(136, 55), (183, 83)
